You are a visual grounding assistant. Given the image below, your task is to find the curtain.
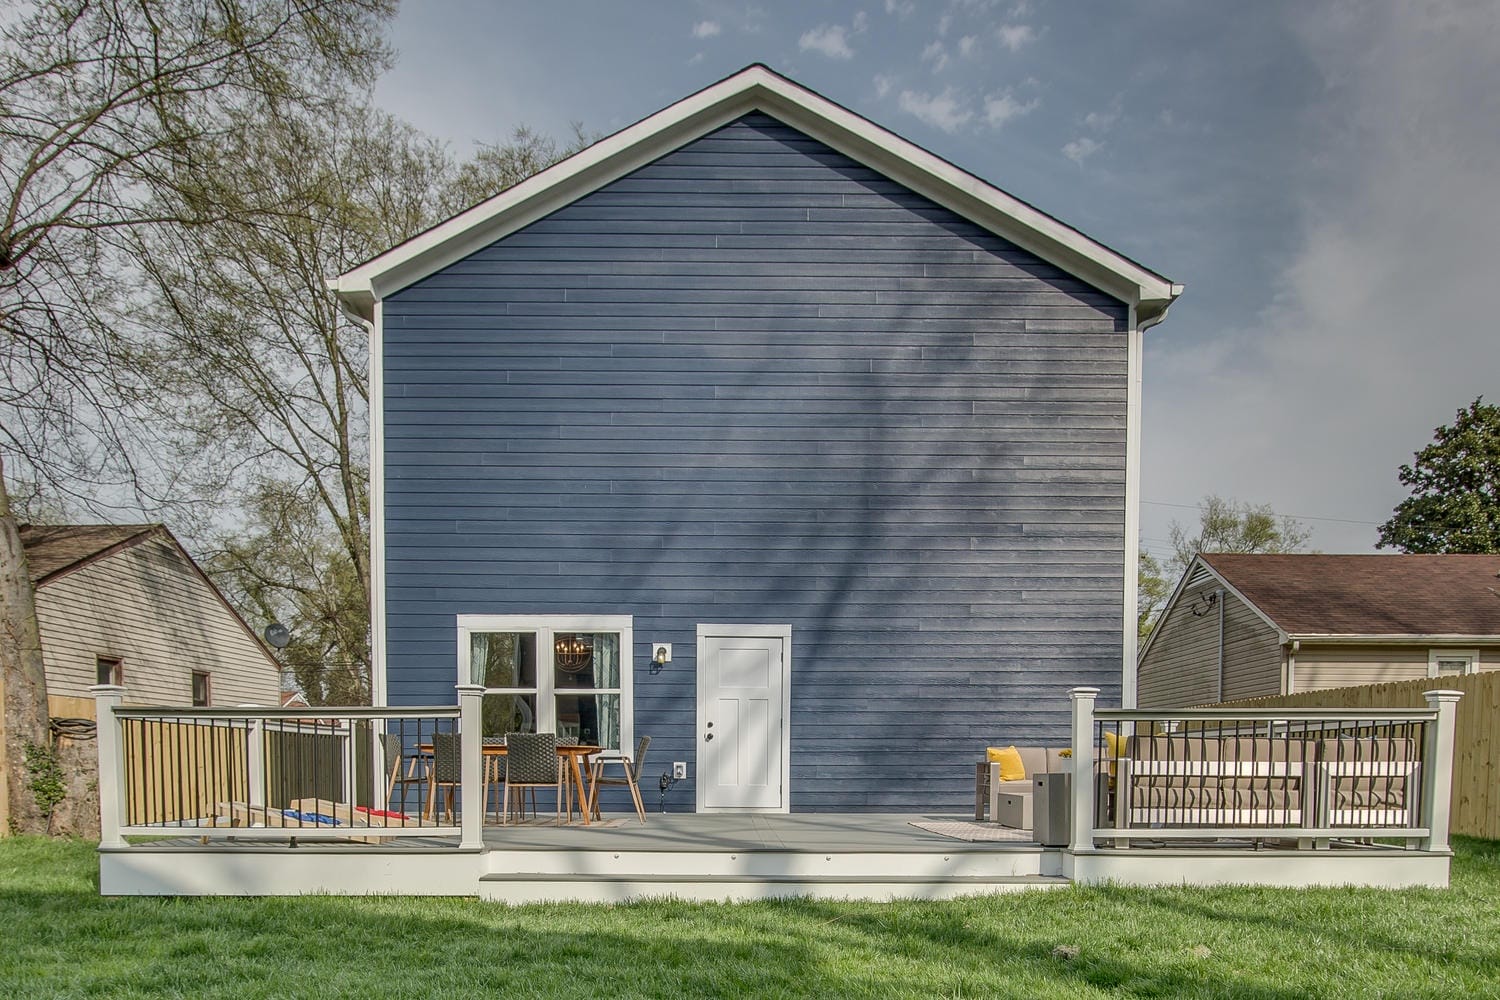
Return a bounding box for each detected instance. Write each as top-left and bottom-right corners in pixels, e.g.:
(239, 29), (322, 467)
(593, 633), (620, 751)
(469, 633), (489, 686)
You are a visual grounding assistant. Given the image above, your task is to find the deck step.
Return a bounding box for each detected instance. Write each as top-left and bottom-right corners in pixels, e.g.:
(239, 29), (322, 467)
(477, 872), (1069, 903)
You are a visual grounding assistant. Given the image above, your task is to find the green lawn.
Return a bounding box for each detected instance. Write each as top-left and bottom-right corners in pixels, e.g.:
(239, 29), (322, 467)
(1, 838), (1498, 998)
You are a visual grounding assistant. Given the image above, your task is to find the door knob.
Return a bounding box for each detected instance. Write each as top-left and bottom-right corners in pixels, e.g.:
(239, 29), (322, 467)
(705, 733), (714, 741)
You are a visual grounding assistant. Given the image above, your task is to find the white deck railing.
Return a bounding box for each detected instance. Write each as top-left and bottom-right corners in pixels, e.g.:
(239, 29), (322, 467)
(1066, 687), (1462, 853)
(94, 684), (487, 849)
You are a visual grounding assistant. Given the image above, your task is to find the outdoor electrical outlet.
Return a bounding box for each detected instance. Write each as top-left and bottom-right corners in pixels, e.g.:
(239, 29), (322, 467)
(673, 761), (687, 780)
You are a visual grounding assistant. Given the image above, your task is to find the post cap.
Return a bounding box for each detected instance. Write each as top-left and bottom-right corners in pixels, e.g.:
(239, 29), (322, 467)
(88, 684), (127, 695)
(1423, 689), (1465, 704)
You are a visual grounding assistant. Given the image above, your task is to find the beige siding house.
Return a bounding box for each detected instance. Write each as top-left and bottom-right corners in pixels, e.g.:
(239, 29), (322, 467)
(1137, 552), (1500, 709)
(24, 524), (281, 710)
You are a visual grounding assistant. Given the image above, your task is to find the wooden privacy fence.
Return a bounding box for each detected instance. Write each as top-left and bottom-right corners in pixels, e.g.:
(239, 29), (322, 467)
(120, 718), (372, 826)
(1214, 671), (1499, 840)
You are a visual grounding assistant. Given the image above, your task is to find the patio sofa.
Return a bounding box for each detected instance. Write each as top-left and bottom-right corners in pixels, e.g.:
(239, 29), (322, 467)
(1115, 733), (1417, 831)
(973, 746), (1069, 828)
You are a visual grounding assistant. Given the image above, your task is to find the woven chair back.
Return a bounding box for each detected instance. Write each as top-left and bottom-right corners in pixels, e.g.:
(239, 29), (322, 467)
(430, 732), (462, 784)
(506, 732), (560, 784)
(630, 735), (652, 779)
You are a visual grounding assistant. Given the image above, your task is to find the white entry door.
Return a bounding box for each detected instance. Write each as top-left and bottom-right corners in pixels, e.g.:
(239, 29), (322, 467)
(696, 626), (790, 812)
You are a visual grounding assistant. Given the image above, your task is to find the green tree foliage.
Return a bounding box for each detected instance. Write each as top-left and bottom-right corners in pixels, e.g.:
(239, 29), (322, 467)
(1137, 551), (1171, 643)
(1169, 495), (1311, 574)
(1377, 398), (1500, 553)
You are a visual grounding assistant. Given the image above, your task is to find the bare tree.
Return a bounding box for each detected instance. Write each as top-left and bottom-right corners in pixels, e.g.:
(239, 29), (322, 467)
(0, 0), (392, 833)
(132, 103), (593, 703)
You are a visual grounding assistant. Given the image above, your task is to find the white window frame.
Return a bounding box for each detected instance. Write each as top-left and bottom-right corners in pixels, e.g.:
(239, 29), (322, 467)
(1427, 648), (1479, 678)
(456, 614), (633, 756)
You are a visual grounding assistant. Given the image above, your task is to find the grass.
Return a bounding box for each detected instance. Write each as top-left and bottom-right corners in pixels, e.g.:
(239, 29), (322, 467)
(2, 838), (1499, 998)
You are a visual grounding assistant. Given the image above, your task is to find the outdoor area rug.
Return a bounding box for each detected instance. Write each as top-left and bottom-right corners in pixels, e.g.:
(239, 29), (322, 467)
(908, 819), (1035, 843)
(496, 817), (631, 829)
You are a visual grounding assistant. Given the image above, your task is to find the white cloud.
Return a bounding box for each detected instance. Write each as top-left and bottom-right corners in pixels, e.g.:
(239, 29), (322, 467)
(996, 23), (1036, 52)
(958, 34), (980, 58)
(1142, 3), (1500, 554)
(937, 13), (952, 36)
(873, 74), (894, 98)
(691, 20), (721, 39)
(898, 87), (973, 132)
(799, 23), (854, 59)
(921, 40), (950, 72)
(885, 0), (916, 17)
(853, 10), (868, 33)
(984, 90), (1039, 126)
(1061, 136), (1102, 163)
(688, 51), (704, 65)
(1083, 95), (1123, 131)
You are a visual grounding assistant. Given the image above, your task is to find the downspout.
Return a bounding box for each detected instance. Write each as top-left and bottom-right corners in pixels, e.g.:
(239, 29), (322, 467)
(1285, 639), (1300, 695)
(1215, 588), (1227, 703)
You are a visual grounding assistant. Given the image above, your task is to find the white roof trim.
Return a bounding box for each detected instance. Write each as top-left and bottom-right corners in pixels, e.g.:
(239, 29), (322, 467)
(329, 64), (1182, 322)
(1290, 634), (1500, 644)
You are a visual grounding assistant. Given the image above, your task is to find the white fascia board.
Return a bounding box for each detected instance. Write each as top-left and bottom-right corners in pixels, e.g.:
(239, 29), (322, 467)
(329, 65), (1180, 322)
(1291, 634), (1500, 645)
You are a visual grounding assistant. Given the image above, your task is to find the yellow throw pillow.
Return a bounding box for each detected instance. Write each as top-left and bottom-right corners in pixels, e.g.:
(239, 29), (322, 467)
(1102, 730), (1127, 782)
(986, 745), (1026, 782)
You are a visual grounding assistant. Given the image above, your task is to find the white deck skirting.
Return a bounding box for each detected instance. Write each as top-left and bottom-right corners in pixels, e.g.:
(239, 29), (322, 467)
(96, 813), (1452, 900)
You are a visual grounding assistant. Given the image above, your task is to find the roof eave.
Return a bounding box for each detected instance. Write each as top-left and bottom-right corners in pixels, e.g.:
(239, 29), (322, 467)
(329, 65), (1181, 323)
(1288, 633), (1500, 645)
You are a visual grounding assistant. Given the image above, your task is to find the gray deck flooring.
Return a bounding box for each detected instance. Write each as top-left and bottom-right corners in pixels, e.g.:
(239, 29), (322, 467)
(481, 813), (1040, 853)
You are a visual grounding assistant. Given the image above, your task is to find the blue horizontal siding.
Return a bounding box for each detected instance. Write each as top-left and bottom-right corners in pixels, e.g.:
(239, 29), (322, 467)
(382, 112), (1129, 813)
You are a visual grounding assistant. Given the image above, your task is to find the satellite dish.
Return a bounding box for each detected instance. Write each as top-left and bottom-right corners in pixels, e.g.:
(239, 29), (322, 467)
(263, 623), (291, 649)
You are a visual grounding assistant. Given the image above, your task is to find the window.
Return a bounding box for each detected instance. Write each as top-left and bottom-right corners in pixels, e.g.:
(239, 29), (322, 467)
(1428, 649), (1479, 678)
(191, 671), (212, 707)
(458, 615), (632, 754)
(95, 656), (123, 686)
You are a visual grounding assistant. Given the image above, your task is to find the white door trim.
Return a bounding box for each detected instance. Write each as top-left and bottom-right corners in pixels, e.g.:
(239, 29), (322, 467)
(695, 623), (792, 813)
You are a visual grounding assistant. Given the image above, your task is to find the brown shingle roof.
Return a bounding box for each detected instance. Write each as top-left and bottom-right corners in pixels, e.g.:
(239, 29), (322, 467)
(1200, 553), (1500, 637)
(18, 524), (162, 585)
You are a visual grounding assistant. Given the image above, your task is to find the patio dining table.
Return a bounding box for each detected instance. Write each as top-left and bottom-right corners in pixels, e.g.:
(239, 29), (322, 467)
(419, 741), (603, 825)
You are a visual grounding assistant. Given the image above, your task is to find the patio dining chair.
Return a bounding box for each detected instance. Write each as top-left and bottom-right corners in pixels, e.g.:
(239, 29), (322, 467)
(502, 732), (562, 825)
(379, 733), (426, 816)
(424, 732), (463, 823)
(590, 735), (651, 823)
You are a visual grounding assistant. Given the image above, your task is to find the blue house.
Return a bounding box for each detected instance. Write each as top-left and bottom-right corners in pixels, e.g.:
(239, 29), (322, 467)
(331, 65), (1180, 815)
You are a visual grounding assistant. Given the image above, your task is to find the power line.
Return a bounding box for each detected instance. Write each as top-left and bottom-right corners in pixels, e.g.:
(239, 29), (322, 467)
(1141, 499), (1383, 527)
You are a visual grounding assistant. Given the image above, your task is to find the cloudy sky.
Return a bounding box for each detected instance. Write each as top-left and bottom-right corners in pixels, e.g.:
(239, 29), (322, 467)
(374, 0), (1499, 561)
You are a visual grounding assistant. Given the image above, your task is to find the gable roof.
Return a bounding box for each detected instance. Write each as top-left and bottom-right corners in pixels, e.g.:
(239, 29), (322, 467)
(1199, 552), (1500, 638)
(19, 524), (162, 586)
(20, 523), (281, 663)
(330, 64), (1182, 325)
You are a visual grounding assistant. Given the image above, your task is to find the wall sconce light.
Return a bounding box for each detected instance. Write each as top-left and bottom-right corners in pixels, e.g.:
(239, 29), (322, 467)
(649, 643), (672, 675)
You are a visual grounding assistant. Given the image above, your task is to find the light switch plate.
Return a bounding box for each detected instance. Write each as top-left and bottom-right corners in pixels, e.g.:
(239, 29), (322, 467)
(672, 761), (687, 780)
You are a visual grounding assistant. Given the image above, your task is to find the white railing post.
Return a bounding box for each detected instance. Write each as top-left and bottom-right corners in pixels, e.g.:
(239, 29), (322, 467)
(1421, 689), (1462, 853)
(457, 684), (485, 849)
(1068, 687), (1098, 853)
(247, 718), (266, 816)
(90, 685), (128, 848)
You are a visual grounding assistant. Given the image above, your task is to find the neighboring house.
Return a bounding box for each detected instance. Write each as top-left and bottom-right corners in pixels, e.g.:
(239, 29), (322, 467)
(331, 65), (1181, 813)
(1137, 552), (1500, 709)
(23, 524), (282, 710)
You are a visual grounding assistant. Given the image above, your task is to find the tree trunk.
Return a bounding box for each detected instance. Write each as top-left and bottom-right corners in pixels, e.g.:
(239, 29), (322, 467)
(0, 455), (51, 835)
